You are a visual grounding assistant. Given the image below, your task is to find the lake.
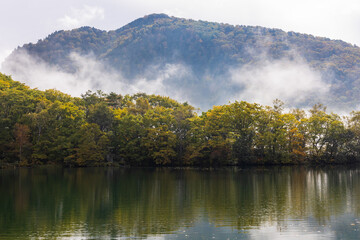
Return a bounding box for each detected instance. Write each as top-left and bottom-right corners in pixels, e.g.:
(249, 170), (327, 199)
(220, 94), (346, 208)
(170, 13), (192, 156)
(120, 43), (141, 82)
(1, 166), (360, 239)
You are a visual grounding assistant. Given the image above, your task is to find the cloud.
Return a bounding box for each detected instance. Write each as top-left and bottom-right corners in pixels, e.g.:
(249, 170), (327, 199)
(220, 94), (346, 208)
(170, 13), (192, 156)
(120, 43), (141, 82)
(229, 56), (329, 107)
(0, 48), (331, 111)
(58, 5), (105, 29)
(1, 50), (193, 106)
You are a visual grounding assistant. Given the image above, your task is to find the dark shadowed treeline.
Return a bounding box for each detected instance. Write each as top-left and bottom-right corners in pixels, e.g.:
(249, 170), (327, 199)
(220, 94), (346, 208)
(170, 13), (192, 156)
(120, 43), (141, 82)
(1, 73), (360, 167)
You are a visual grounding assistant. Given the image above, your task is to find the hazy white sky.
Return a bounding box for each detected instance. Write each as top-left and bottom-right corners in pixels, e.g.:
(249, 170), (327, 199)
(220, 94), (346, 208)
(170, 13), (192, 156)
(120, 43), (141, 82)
(1, 0), (360, 65)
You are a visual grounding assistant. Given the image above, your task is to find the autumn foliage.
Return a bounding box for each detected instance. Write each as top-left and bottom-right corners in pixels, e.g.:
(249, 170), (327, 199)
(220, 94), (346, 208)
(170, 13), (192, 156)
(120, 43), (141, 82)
(1, 73), (360, 167)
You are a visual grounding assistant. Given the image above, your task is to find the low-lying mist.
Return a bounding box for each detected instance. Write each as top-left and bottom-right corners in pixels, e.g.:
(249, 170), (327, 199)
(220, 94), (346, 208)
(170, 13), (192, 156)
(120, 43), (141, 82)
(229, 57), (329, 106)
(1, 50), (194, 103)
(1, 49), (331, 111)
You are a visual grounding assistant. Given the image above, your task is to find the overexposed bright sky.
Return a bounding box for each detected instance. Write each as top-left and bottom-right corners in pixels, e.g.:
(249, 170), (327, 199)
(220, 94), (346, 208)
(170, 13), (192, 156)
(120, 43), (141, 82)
(1, 0), (360, 65)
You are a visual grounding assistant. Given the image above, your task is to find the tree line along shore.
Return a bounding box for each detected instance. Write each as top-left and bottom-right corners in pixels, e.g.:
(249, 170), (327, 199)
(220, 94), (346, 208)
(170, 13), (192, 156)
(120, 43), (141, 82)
(1, 73), (360, 167)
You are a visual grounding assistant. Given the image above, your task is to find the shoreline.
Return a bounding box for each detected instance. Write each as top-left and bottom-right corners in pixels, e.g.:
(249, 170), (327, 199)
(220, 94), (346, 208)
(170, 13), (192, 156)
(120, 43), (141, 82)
(2, 161), (359, 170)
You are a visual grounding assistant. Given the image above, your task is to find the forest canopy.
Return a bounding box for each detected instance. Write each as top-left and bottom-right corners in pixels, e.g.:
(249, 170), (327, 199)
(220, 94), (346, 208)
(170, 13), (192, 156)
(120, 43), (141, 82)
(1, 73), (360, 167)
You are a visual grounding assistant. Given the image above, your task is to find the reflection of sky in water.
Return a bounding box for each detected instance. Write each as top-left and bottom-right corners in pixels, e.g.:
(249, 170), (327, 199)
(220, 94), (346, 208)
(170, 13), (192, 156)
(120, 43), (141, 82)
(1, 167), (360, 239)
(156, 214), (360, 240)
(51, 214), (360, 239)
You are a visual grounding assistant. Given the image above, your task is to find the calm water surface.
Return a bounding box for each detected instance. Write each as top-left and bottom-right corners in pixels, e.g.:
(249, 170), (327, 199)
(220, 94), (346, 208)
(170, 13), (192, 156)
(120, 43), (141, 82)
(1, 166), (360, 239)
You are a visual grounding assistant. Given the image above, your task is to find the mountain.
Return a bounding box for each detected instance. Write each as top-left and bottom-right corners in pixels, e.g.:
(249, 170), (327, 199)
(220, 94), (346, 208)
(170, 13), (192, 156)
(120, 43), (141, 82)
(3, 13), (360, 110)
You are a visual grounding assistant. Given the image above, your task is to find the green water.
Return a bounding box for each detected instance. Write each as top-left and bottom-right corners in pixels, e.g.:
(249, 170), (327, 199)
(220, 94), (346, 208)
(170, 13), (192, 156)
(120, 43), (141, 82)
(1, 166), (360, 239)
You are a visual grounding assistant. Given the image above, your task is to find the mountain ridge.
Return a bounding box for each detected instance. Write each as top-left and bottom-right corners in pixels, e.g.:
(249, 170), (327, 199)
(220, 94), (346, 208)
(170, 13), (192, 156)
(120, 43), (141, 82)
(3, 13), (360, 110)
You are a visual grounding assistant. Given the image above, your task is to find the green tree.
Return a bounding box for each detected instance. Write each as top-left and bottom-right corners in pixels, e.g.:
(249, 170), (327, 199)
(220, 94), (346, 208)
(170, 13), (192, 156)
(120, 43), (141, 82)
(112, 110), (148, 166)
(142, 106), (177, 165)
(225, 101), (260, 164)
(11, 123), (31, 165)
(87, 102), (114, 132)
(70, 123), (109, 166)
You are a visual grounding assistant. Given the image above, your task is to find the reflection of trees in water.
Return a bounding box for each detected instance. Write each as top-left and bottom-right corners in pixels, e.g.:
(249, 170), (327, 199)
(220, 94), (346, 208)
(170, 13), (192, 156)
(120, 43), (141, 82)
(0, 166), (360, 238)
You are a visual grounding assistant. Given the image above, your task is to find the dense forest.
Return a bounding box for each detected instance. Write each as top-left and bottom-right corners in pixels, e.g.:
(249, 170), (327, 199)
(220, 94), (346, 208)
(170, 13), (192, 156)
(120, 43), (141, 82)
(4, 13), (360, 109)
(2, 72), (360, 167)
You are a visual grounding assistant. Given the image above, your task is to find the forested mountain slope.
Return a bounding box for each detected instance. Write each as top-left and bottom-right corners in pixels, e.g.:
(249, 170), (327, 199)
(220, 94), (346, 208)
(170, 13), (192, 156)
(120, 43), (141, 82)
(4, 13), (360, 109)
